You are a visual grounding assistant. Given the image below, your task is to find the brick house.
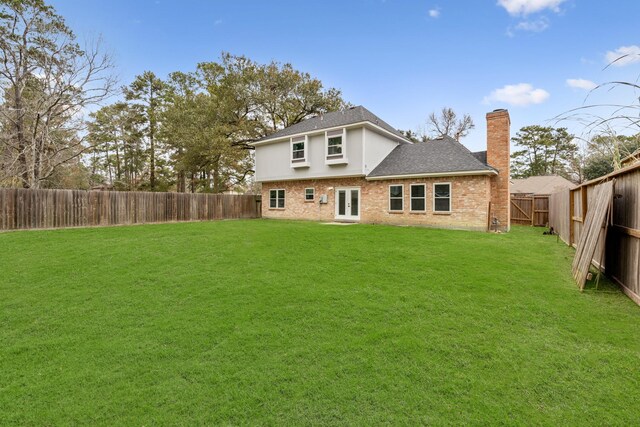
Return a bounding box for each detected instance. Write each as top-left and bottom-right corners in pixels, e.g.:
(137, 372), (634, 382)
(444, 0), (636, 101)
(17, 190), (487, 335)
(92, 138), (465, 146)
(252, 106), (511, 231)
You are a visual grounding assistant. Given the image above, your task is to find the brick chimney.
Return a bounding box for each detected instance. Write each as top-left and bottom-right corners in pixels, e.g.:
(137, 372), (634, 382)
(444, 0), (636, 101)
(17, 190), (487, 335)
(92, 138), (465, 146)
(486, 109), (510, 232)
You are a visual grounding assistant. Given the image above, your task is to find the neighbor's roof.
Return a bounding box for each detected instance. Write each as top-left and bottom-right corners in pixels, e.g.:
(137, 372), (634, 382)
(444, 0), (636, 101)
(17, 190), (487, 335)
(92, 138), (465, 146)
(254, 105), (412, 144)
(367, 136), (496, 179)
(511, 175), (577, 195)
(471, 150), (487, 165)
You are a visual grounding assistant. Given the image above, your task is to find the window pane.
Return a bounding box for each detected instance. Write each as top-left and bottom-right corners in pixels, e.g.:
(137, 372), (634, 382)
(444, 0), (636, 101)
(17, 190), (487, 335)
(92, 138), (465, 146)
(328, 136), (342, 155)
(434, 184), (450, 198)
(277, 198), (285, 208)
(292, 150), (304, 159)
(390, 199), (403, 211)
(270, 190), (277, 199)
(270, 198), (276, 208)
(435, 198), (450, 212)
(293, 142), (304, 151)
(305, 189), (314, 200)
(411, 185), (425, 198)
(390, 185), (403, 198)
(350, 190), (358, 216)
(278, 190), (285, 199)
(328, 136), (342, 146)
(411, 198), (425, 211)
(338, 191), (346, 215)
(328, 145), (342, 155)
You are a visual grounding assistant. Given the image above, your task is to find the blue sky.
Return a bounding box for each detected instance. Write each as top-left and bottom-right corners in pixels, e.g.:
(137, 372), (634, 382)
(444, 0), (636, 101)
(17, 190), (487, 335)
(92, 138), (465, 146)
(52, 0), (640, 151)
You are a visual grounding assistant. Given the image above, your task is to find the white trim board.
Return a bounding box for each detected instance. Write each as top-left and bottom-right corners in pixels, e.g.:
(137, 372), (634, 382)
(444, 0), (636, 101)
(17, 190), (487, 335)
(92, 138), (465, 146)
(251, 121), (412, 146)
(366, 169), (497, 181)
(256, 174), (366, 183)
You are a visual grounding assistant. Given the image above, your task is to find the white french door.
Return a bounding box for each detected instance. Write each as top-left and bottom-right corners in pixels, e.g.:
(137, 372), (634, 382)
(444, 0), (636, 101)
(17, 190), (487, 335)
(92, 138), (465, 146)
(335, 187), (360, 221)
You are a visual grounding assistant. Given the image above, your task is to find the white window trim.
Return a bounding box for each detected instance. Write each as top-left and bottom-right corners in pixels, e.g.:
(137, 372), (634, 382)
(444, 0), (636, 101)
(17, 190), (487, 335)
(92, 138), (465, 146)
(325, 128), (348, 165)
(389, 184), (404, 211)
(433, 182), (452, 213)
(410, 184), (427, 212)
(290, 136), (309, 168)
(304, 187), (315, 201)
(269, 188), (286, 209)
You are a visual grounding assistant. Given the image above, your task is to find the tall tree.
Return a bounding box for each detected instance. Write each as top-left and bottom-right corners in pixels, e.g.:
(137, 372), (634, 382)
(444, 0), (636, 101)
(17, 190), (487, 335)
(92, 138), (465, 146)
(124, 71), (166, 191)
(252, 56), (347, 135)
(160, 53), (348, 192)
(0, 0), (116, 188)
(582, 133), (640, 180)
(87, 102), (145, 189)
(427, 107), (475, 141)
(510, 126), (577, 179)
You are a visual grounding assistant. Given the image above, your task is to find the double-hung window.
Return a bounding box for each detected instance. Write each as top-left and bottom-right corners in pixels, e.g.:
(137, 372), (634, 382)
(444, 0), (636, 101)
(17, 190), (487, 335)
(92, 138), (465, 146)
(433, 183), (451, 213)
(291, 136), (307, 166)
(305, 188), (314, 201)
(326, 129), (345, 159)
(269, 189), (285, 209)
(410, 184), (426, 212)
(389, 184), (404, 211)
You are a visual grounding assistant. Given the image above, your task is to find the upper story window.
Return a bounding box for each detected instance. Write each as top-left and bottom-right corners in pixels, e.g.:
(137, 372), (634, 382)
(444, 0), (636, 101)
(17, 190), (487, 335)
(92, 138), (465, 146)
(325, 129), (347, 164)
(290, 136), (308, 167)
(328, 136), (342, 156)
(433, 183), (451, 213)
(389, 184), (404, 211)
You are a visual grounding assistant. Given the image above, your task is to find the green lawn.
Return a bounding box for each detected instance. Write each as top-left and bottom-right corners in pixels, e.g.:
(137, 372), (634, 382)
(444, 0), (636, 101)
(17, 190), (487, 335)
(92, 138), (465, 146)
(1, 221), (639, 425)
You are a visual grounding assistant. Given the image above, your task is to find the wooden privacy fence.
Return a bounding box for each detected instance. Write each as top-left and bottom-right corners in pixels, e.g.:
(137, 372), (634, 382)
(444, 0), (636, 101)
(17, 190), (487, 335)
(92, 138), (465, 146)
(0, 188), (261, 231)
(510, 195), (549, 226)
(549, 162), (640, 305)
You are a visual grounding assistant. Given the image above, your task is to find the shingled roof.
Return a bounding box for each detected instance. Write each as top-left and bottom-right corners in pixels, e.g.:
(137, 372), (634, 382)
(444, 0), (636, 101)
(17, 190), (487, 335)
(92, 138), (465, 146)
(367, 136), (496, 178)
(254, 105), (412, 143)
(511, 175), (576, 195)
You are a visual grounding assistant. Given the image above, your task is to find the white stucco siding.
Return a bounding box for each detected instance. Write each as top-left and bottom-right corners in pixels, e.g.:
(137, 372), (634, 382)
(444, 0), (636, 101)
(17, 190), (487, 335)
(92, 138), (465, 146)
(254, 127), (365, 182)
(363, 128), (400, 175)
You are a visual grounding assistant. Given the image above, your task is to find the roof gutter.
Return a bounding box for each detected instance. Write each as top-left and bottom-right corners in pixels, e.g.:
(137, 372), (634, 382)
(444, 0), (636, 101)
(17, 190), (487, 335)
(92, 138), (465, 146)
(366, 169), (498, 181)
(251, 121), (412, 146)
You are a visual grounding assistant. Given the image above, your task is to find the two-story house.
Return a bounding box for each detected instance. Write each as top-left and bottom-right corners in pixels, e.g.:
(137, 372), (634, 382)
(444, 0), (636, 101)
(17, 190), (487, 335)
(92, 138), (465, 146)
(252, 106), (511, 231)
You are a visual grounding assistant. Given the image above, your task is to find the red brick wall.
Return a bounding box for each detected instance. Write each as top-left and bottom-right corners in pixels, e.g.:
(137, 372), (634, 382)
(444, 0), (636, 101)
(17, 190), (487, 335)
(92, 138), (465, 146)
(486, 110), (511, 231)
(262, 175), (492, 231)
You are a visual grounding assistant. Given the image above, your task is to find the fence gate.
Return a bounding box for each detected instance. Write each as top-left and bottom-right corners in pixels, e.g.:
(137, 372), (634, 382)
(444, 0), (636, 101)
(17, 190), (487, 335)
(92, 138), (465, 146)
(510, 195), (549, 226)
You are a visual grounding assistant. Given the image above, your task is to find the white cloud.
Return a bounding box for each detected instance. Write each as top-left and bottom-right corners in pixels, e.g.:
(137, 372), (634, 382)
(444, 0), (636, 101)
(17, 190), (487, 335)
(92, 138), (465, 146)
(507, 17), (550, 36)
(566, 78), (597, 91)
(605, 45), (640, 67)
(214, 19), (223, 26)
(497, 0), (566, 16)
(483, 83), (550, 106)
(514, 17), (549, 32)
(428, 8), (440, 18)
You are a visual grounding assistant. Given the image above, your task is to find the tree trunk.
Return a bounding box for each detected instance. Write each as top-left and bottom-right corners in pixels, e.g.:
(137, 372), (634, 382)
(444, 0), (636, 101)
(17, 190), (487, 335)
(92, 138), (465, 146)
(213, 167), (220, 193)
(114, 128), (122, 182)
(177, 170), (186, 193)
(13, 85), (30, 188)
(149, 83), (156, 191)
(105, 145), (112, 185)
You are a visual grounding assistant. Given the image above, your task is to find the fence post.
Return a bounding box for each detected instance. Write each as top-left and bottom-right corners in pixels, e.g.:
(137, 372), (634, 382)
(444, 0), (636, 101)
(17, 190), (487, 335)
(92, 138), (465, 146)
(581, 187), (588, 222)
(569, 189), (575, 246)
